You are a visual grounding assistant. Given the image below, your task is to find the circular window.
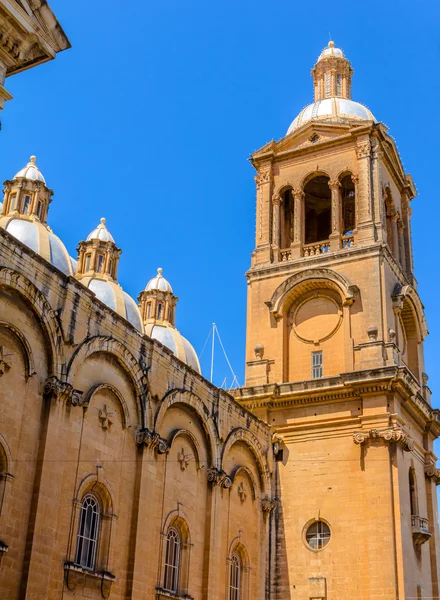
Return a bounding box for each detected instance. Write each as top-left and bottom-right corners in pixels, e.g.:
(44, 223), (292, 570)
(305, 520), (331, 550)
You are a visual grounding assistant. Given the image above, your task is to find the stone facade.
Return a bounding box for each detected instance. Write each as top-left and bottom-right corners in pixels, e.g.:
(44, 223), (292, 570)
(1, 4), (440, 600)
(233, 41), (440, 600)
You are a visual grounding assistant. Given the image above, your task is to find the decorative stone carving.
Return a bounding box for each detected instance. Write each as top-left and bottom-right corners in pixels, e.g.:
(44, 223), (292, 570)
(99, 405), (114, 431)
(425, 465), (440, 485)
(177, 447), (190, 471)
(261, 497), (278, 512)
(0, 345), (12, 376)
(136, 428), (169, 454)
(367, 326), (378, 341)
(64, 562), (115, 598)
(206, 467), (232, 488)
(353, 427), (414, 452)
(254, 344), (264, 359)
(255, 170), (272, 187)
(43, 376), (85, 407)
(237, 481), (247, 503)
(356, 141), (371, 159)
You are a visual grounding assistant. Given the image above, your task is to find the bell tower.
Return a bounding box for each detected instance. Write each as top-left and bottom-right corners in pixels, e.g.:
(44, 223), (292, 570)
(234, 42), (440, 600)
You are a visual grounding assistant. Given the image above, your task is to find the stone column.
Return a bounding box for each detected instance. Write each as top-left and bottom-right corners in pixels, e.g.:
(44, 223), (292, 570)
(371, 140), (385, 238)
(253, 166), (273, 266)
(329, 179), (341, 250)
(355, 138), (376, 244)
(291, 188), (304, 259)
(351, 174), (359, 243)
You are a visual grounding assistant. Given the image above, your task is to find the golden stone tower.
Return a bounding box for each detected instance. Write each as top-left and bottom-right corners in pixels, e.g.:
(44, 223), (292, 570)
(234, 42), (440, 599)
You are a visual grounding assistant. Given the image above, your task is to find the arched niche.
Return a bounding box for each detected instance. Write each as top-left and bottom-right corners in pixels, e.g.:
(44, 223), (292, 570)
(221, 428), (269, 497)
(155, 389), (219, 468)
(84, 383), (131, 429)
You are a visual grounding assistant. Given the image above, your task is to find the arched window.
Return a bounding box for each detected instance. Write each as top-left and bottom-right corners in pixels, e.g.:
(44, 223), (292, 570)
(163, 527), (180, 593)
(341, 175), (355, 235)
(409, 468), (418, 516)
(74, 495), (100, 570)
(22, 195), (31, 215)
(229, 553), (242, 600)
(304, 176), (331, 245)
(280, 189), (294, 248)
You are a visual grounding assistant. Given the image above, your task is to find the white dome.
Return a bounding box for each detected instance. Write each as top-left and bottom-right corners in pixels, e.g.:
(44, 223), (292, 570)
(0, 216), (76, 276)
(86, 217), (115, 243)
(13, 156), (46, 184)
(145, 323), (201, 373)
(81, 277), (143, 331)
(145, 268), (173, 293)
(287, 98), (376, 135)
(318, 41), (344, 61)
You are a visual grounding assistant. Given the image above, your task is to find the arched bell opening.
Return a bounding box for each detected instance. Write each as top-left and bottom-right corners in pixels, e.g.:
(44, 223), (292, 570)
(341, 175), (355, 235)
(280, 188), (294, 249)
(304, 176), (331, 245)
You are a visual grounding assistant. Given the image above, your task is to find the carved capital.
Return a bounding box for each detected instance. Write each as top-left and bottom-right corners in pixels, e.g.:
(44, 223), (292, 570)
(272, 194), (281, 206)
(292, 188), (305, 200)
(356, 141), (371, 159)
(425, 465), (440, 485)
(206, 467), (232, 488)
(261, 497), (278, 512)
(351, 174), (359, 185)
(43, 376), (84, 406)
(353, 427), (414, 452)
(255, 170), (272, 186)
(329, 179), (341, 191)
(136, 428), (169, 454)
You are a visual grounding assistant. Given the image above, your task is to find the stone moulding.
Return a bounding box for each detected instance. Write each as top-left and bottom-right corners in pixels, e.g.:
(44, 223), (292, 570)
(353, 427), (414, 452)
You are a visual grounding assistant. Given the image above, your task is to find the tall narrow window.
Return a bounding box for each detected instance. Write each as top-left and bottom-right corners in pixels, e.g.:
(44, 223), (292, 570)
(281, 189), (294, 248)
(146, 303), (151, 319)
(229, 553), (241, 600)
(336, 74), (342, 97)
(22, 195), (31, 215)
(163, 528), (180, 593)
(341, 175), (355, 235)
(157, 303), (163, 320)
(75, 495), (100, 570)
(36, 200), (43, 219)
(325, 72), (331, 98)
(409, 468), (418, 516)
(304, 176), (331, 245)
(312, 351), (323, 379)
(9, 194), (17, 211)
(96, 254), (104, 273)
(84, 254), (91, 272)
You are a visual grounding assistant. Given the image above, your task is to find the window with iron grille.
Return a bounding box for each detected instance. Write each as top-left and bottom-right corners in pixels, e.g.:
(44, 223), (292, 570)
(312, 351), (323, 379)
(229, 553), (241, 600)
(75, 495), (100, 570)
(163, 527), (180, 593)
(305, 520), (331, 550)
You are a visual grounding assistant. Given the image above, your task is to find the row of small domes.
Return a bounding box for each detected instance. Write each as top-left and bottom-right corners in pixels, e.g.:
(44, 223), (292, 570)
(0, 157), (200, 373)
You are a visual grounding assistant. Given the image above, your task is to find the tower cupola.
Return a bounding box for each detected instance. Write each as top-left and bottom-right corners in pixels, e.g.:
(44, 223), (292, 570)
(76, 218), (121, 281)
(139, 268), (177, 326)
(139, 269), (201, 373)
(312, 41), (353, 101)
(1, 155), (52, 223)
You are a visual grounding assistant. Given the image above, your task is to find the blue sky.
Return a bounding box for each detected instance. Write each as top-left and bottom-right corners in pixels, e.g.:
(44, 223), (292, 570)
(2, 0), (440, 394)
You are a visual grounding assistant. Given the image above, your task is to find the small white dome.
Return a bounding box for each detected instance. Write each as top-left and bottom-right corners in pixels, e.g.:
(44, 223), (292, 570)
(81, 277), (143, 331)
(318, 41), (344, 61)
(145, 268), (173, 293)
(13, 156), (46, 184)
(145, 323), (201, 373)
(86, 218), (115, 243)
(0, 216), (75, 276)
(287, 97), (376, 135)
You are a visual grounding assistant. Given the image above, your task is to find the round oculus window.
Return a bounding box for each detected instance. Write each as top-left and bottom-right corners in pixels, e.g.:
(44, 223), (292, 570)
(305, 520), (331, 550)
